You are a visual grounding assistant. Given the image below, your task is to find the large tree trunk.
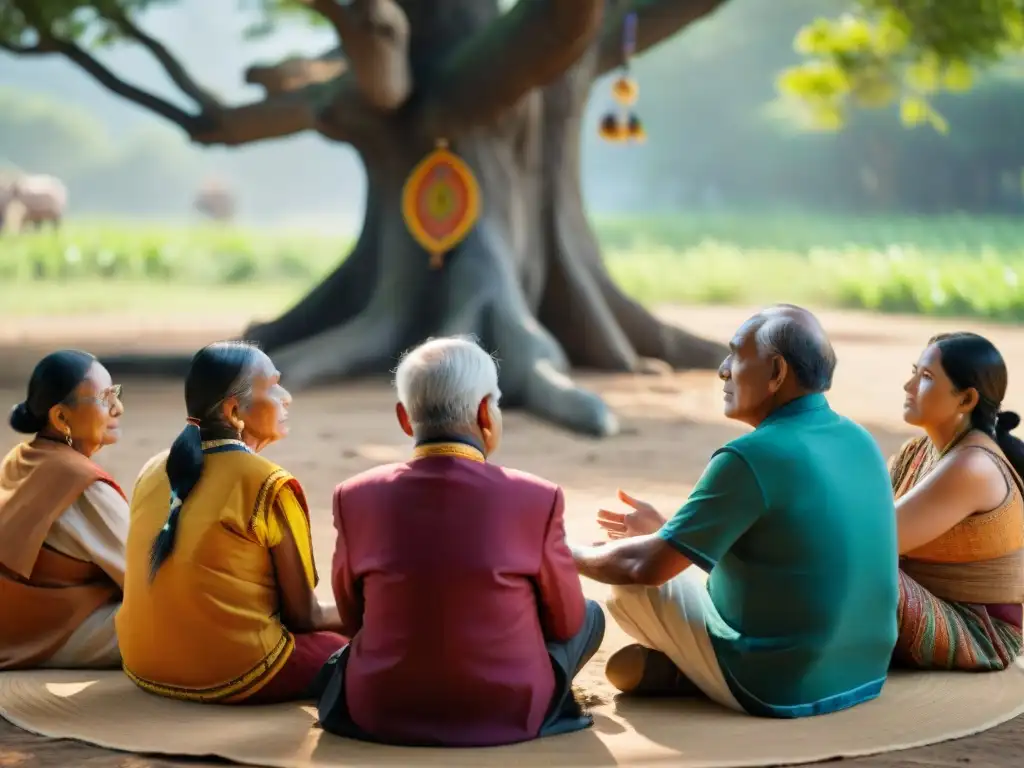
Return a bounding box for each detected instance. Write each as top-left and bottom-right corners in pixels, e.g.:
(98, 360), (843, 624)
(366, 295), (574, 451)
(99, 0), (728, 437)
(236, 50), (725, 437)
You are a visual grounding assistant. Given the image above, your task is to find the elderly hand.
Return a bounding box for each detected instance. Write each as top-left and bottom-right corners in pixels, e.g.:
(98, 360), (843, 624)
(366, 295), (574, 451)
(597, 489), (666, 540)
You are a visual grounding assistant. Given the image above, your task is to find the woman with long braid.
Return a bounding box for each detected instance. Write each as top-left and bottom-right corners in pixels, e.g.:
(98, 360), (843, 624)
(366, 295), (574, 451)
(117, 341), (345, 704)
(892, 332), (1024, 671)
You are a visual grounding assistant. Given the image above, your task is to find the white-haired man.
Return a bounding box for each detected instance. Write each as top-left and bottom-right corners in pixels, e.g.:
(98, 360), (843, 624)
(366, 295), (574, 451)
(316, 336), (605, 747)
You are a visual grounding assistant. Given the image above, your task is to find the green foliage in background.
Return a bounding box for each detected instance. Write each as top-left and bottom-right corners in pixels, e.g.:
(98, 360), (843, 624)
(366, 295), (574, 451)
(0, 0), (175, 48)
(782, 0), (1024, 130)
(0, 223), (344, 285)
(2, 216), (1022, 321)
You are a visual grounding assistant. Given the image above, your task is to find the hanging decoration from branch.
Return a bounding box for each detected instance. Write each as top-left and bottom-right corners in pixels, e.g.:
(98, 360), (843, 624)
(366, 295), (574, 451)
(401, 139), (482, 270)
(598, 12), (645, 144)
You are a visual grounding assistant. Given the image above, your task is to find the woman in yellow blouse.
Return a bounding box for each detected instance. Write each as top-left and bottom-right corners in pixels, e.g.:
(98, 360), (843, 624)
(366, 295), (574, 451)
(117, 341), (345, 704)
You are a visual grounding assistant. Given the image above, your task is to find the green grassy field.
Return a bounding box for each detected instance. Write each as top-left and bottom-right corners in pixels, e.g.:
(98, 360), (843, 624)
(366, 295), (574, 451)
(1, 214), (1022, 320)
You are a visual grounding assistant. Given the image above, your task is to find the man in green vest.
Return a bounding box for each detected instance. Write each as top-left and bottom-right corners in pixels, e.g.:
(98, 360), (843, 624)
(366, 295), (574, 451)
(572, 305), (899, 717)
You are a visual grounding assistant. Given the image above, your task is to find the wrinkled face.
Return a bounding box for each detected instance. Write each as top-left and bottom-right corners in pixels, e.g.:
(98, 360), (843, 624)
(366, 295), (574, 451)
(903, 344), (972, 429)
(237, 354), (291, 449)
(718, 319), (778, 427)
(51, 363), (123, 457)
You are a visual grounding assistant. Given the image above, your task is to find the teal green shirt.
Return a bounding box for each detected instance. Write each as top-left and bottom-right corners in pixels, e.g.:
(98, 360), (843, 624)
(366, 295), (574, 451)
(658, 394), (899, 717)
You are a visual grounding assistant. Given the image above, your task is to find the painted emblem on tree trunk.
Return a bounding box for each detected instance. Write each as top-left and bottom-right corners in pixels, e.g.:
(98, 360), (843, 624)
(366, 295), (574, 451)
(402, 140), (481, 269)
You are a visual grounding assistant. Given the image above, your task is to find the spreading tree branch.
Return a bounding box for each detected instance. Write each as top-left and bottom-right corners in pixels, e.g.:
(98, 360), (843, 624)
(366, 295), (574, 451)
(8, 1), (365, 147)
(245, 47), (346, 94)
(299, 0), (411, 111)
(596, 0), (730, 76)
(191, 82), (337, 146)
(242, 52), (381, 146)
(102, 7), (219, 111)
(418, 0), (606, 137)
(12, 0), (205, 132)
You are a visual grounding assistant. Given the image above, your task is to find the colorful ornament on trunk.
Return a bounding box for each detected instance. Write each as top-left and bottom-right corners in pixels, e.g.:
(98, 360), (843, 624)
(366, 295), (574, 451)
(598, 12), (645, 144)
(402, 139), (481, 269)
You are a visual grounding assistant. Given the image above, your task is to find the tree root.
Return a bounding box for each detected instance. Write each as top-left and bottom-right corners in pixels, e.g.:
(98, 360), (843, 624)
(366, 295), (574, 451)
(270, 302), (405, 389)
(540, 200), (638, 372)
(597, 272), (727, 370)
(536, 191), (726, 377)
(98, 352), (194, 378)
(492, 299), (618, 437)
(243, 197), (382, 352)
(430, 244), (493, 339)
(521, 356), (619, 437)
(266, 202), (430, 389)
(476, 221), (619, 437)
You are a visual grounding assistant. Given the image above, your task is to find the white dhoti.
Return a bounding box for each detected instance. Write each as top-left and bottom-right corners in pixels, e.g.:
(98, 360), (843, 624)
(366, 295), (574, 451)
(40, 603), (121, 669)
(606, 568), (742, 711)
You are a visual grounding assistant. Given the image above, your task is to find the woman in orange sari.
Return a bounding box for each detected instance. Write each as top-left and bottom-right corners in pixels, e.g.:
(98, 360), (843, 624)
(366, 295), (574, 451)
(0, 350), (128, 670)
(117, 341), (346, 704)
(892, 332), (1023, 671)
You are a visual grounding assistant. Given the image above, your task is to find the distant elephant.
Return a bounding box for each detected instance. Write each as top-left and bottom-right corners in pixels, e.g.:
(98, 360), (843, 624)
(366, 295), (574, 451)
(0, 174), (67, 232)
(194, 181), (235, 222)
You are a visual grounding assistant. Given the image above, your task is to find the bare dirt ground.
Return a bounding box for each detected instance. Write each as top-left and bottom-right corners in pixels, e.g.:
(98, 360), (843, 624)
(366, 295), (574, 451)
(0, 304), (1022, 767)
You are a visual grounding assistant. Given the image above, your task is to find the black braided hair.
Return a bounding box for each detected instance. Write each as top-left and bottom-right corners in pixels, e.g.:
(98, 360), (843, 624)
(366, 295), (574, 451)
(150, 341), (263, 580)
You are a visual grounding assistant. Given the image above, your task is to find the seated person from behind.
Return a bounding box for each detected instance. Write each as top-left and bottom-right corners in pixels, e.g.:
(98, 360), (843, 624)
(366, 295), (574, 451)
(892, 332), (1024, 670)
(0, 350), (128, 670)
(573, 305), (900, 717)
(317, 336), (606, 747)
(117, 341), (346, 704)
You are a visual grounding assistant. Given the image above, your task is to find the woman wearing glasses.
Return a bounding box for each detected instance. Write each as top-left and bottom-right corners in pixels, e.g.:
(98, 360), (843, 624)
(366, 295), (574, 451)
(0, 349), (128, 670)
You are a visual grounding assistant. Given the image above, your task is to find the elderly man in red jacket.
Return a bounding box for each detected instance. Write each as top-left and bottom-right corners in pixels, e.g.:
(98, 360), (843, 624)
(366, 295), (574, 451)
(315, 335), (605, 747)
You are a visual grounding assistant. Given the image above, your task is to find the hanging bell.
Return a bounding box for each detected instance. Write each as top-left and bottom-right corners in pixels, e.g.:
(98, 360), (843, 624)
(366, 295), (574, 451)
(626, 113), (646, 143)
(598, 113), (626, 142)
(611, 76), (639, 106)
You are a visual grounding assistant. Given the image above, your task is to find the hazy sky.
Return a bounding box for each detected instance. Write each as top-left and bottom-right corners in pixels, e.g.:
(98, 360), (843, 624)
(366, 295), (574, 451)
(2, 2), (337, 125)
(1, 2), (377, 229)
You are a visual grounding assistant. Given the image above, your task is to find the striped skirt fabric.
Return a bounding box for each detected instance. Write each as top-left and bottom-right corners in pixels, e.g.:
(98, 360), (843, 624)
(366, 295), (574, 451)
(895, 570), (1023, 671)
